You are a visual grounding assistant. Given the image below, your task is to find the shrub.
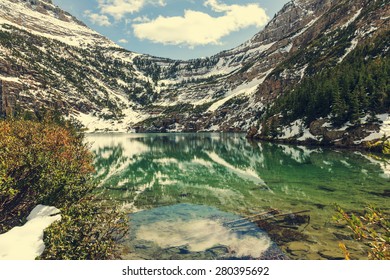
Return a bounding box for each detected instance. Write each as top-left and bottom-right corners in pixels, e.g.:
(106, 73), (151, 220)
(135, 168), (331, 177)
(39, 199), (128, 260)
(0, 119), (129, 259)
(0, 119), (94, 232)
(365, 135), (390, 155)
(334, 205), (390, 260)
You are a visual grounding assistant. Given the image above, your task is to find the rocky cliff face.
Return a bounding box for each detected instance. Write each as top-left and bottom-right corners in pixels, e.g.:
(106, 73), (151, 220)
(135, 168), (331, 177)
(247, 0), (389, 150)
(0, 79), (23, 117)
(0, 0), (389, 148)
(130, 0), (338, 132)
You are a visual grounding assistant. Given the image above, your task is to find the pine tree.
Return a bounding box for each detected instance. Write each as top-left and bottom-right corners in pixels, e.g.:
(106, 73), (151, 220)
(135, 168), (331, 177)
(331, 88), (348, 126)
(349, 88), (361, 124)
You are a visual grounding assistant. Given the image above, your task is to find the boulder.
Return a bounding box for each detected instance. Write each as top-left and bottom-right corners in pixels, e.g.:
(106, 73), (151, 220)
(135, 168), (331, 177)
(247, 126), (258, 139)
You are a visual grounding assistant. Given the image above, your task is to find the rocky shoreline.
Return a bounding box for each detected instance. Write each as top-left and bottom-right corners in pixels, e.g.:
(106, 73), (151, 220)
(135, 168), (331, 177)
(246, 116), (390, 154)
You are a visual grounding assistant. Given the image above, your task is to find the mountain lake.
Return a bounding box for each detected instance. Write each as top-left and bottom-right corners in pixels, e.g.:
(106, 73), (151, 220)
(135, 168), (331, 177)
(86, 133), (390, 260)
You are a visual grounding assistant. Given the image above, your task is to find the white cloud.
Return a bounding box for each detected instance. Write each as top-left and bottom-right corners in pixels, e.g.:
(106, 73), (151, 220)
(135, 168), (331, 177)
(98, 0), (166, 21)
(98, 0), (144, 20)
(156, 0), (166, 7)
(84, 10), (112, 26)
(204, 0), (230, 12)
(133, 0), (269, 47)
(118, 38), (129, 43)
(132, 15), (151, 23)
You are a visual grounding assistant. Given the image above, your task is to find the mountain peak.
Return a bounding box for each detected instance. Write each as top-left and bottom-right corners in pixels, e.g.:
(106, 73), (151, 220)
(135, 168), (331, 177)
(0, 0), (116, 48)
(18, 0), (53, 4)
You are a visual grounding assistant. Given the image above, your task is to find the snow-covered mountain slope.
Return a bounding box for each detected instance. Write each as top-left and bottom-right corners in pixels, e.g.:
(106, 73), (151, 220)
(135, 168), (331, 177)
(127, 0), (335, 132)
(0, 0), (115, 48)
(132, 0), (330, 107)
(0, 0), (389, 149)
(132, 0), (389, 141)
(0, 0), (157, 131)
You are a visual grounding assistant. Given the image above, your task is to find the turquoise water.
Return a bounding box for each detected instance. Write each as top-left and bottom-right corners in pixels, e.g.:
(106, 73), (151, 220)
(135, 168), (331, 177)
(87, 133), (390, 260)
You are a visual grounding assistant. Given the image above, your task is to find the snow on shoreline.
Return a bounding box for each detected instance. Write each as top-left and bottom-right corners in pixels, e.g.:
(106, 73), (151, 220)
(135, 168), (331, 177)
(0, 205), (61, 260)
(363, 114), (390, 142)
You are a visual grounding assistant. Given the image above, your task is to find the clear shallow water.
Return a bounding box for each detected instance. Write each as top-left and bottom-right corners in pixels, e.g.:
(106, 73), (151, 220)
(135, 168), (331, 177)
(87, 133), (390, 260)
(125, 203), (285, 260)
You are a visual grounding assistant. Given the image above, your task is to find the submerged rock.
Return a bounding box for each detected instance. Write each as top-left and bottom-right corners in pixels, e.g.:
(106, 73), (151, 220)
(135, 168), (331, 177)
(287, 242), (311, 256)
(318, 250), (344, 260)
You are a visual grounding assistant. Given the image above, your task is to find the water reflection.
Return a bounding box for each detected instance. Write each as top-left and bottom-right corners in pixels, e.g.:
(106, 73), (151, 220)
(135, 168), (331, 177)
(126, 204), (286, 260)
(86, 133), (390, 259)
(88, 133), (389, 211)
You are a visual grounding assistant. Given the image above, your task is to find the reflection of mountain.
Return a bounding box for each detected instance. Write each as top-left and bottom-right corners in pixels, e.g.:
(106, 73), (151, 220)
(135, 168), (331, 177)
(87, 134), (150, 187)
(206, 151), (265, 185)
(86, 133), (390, 214)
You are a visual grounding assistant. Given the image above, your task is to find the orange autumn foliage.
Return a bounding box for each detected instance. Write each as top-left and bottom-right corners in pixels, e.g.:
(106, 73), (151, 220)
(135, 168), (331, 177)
(0, 119), (95, 232)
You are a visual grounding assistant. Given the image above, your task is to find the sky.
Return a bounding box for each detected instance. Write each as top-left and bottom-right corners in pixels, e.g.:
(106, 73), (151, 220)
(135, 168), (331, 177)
(52, 0), (290, 60)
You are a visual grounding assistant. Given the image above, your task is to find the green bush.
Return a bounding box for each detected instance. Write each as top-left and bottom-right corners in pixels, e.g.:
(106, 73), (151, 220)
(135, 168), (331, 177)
(40, 199), (128, 260)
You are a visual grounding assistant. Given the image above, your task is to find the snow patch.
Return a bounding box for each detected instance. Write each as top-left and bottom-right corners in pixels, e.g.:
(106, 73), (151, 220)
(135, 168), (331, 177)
(338, 38), (359, 63)
(207, 69), (273, 112)
(242, 42), (275, 56)
(297, 128), (317, 141)
(297, 64), (309, 79)
(0, 75), (21, 83)
(279, 119), (304, 139)
(74, 106), (148, 133)
(281, 43), (293, 53)
(203, 124), (220, 132)
(341, 8), (362, 29)
(359, 114), (390, 143)
(167, 123), (185, 133)
(362, 26), (378, 36)
(0, 205), (61, 260)
(291, 17), (319, 40)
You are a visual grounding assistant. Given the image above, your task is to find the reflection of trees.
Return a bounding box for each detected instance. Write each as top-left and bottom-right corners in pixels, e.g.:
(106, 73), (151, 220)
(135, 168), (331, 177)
(88, 134), (390, 212)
